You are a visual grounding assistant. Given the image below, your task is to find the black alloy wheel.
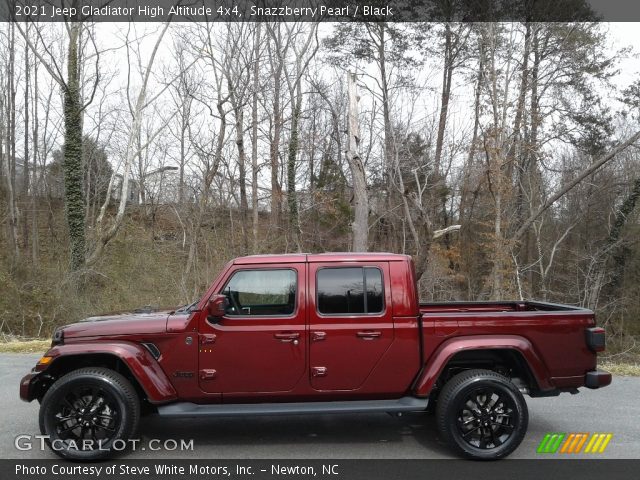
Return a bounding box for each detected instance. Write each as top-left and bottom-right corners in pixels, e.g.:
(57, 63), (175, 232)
(455, 386), (517, 449)
(436, 369), (528, 460)
(39, 367), (140, 460)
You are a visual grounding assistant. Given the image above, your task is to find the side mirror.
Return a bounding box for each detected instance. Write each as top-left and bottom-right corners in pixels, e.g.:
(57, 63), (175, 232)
(206, 294), (228, 323)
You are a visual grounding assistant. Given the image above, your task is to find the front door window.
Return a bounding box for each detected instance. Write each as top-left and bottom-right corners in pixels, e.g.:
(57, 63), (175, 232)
(223, 269), (297, 316)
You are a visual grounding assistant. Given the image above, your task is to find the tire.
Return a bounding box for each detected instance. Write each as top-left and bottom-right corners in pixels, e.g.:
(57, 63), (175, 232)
(435, 369), (528, 460)
(39, 367), (140, 461)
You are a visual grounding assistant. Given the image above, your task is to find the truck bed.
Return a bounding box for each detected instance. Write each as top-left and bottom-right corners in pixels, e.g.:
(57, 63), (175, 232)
(417, 300), (597, 393)
(419, 300), (586, 314)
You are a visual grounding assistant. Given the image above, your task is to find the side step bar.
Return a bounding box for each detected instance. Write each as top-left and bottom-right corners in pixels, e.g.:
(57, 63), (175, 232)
(157, 396), (429, 417)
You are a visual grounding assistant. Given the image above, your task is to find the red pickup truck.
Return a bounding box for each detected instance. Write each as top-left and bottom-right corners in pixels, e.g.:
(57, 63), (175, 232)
(20, 253), (611, 460)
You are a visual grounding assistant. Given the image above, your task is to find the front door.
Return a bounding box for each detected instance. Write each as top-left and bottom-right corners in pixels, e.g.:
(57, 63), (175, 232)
(308, 262), (393, 391)
(198, 264), (306, 395)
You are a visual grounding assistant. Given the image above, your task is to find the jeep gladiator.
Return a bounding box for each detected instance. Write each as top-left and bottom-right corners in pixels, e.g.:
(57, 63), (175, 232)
(20, 253), (611, 460)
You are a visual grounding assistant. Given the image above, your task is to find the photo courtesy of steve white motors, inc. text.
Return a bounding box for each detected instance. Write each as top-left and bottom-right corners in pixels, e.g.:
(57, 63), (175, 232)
(15, 463), (339, 477)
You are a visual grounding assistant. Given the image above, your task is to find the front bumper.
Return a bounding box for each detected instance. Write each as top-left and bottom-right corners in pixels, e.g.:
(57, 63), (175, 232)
(19, 372), (40, 402)
(585, 369), (612, 389)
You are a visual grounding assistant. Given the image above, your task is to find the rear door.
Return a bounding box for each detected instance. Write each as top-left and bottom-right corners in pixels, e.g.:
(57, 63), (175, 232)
(308, 262), (393, 391)
(198, 263), (306, 394)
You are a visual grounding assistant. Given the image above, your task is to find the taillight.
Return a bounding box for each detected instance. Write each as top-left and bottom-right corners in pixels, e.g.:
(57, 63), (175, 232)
(586, 327), (606, 352)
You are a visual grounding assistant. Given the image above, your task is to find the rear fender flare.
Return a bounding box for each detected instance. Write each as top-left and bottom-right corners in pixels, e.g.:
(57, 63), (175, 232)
(44, 342), (177, 404)
(413, 335), (551, 396)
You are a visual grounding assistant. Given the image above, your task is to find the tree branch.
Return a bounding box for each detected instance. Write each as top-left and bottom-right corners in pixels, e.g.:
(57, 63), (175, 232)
(513, 129), (640, 241)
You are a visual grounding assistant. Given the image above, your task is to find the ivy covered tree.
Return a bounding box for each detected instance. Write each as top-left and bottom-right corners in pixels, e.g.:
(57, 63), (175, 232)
(62, 21), (85, 270)
(51, 136), (113, 222)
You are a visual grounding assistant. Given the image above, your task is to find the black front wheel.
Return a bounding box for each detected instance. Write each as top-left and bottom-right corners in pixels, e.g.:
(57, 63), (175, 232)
(436, 369), (528, 460)
(39, 367), (140, 461)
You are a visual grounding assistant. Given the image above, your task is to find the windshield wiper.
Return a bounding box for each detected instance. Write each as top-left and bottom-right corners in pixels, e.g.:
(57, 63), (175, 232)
(176, 299), (200, 313)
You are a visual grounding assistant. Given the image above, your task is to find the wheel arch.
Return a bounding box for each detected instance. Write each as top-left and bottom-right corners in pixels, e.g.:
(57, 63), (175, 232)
(36, 342), (177, 405)
(413, 335), (552, 397)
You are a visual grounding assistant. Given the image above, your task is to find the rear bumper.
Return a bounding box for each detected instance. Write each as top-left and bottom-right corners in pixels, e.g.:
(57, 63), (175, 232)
(585, 369), (612, 389)
(19, 372), (40, 402)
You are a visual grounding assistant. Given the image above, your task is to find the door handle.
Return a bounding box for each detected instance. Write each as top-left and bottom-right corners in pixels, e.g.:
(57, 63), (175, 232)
(199, 334), (217, 345)
(274, 332), (300, 343)
(312, 366), (327, 377)
(312, 331), (326, 342)
(199, 369), (217, 380)
(356, 330), (382, 339)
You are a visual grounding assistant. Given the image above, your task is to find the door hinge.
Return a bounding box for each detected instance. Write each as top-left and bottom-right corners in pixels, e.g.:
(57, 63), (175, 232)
(312, 366), (328, 377)
(199, 369), (217, 380)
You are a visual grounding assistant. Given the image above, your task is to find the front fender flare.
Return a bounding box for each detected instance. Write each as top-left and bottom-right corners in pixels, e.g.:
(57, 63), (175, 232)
(413, 335), (551, 397)
(43, 342), (177, 404)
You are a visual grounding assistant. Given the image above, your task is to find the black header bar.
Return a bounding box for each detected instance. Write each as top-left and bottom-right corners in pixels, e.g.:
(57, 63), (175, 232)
(1, 0), (639, 23)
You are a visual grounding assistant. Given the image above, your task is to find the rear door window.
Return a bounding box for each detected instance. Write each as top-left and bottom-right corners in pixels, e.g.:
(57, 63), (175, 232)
(317, 267), (384, 315)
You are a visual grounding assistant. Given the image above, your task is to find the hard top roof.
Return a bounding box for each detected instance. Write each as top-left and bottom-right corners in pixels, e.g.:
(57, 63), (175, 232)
(233, 252), (412, 264)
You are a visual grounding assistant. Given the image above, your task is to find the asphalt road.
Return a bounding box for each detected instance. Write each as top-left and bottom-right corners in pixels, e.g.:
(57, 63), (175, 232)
(2, 354), (639, 460)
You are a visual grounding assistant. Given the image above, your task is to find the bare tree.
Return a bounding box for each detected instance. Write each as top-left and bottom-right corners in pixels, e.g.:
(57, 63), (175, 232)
(1, 22), (19, 261)
(265, 23), (290, 231)
(283, 22), (318, 249)
(87, 22), (171, 266)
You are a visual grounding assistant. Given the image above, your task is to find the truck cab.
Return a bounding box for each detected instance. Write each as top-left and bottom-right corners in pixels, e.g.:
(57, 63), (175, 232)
(195, 253), (419, 399)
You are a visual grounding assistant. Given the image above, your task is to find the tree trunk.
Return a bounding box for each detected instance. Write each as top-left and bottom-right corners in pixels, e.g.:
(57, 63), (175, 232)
(346, 72), (368, 252)
(179, 110), (186, 205)
(2, 22), (20, 261)
(269, 27), (284, 230)
(22, 25), (30, 251)
(31, 48), (39, 264)
(378, 26), (392, 184)
(434, 22), (453, 176)
(63, 22), (86, 270)
(600, 177), (640, 295)
(286, 93), (301, 248)
(251, 24), (261, 253)
(234, 103), (249, 253)
(524, 29), (541, 290)
(377, 25), (394, 252)
(487, 24), (506, 300)
(508, 22), (531, 181)
(459, 33), (484, 223)
(270, 88), (282, 229)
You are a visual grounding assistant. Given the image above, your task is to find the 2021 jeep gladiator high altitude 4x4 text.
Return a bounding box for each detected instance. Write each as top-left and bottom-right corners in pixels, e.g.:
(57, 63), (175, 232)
(20, 253), (611, 460)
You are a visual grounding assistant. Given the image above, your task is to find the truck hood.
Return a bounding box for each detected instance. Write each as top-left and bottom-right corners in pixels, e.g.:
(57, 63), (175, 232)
(62, 309), (173, 339)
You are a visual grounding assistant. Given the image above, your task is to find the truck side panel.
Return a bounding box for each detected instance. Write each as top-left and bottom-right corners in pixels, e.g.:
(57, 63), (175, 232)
(416, 307), (596, 395)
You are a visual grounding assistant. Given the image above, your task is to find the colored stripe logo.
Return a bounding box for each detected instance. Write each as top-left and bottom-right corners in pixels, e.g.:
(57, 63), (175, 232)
(537, 433), (613, 454)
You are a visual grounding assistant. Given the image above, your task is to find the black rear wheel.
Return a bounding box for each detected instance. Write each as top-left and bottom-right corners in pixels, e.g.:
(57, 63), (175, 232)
(436, 369), (528, 460)
(39, 367), (140, 460)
